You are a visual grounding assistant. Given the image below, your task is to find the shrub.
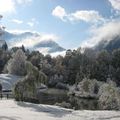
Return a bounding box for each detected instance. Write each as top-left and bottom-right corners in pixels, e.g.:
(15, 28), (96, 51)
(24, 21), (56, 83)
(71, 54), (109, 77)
(98, 83), (120, 110)
(77, 78), (102, 96)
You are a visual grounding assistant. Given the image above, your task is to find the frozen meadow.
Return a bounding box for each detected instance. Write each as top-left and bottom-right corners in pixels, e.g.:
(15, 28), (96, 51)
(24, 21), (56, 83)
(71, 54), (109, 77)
(0, 74), (22, 90)
(0, 100), (120, 120)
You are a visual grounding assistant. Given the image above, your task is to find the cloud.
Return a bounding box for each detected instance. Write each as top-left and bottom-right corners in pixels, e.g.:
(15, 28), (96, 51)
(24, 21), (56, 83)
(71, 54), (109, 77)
(12, 19), (23, 24)
(70, 10), (104, 23)
(27, 18), (39, 27)
(10, 36), (40, 48)
(81, 20), (120, 48)
(52, 6), (67, 21)
(51, 51), (66, 57)
(34, 48), (66, 56)
(0, 0), (32, 14)
(8, 31), (59, 49)
(109, 0), (120, 11)
(7, 31), (61, 55)
(11, 18), (39, 27)
(27, 22), (34, 27)
(7, 29), (39, 34)
(0, 0), (15, 13)
(52, 6), (104, 23)
(40, 33), (59, 42)
(77, 0), (120, 49)
(35, 47), (50, 55)
(15, 0), (32, 4)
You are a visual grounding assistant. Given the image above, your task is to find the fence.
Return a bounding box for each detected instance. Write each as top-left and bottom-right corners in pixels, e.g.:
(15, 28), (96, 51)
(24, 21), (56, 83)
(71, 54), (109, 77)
(0, 90), (13, 99)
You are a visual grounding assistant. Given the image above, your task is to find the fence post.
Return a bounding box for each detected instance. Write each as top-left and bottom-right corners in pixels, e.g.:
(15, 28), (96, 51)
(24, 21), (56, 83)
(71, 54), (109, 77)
(0, 93), (2, 99)
(7, 94), (9, 99)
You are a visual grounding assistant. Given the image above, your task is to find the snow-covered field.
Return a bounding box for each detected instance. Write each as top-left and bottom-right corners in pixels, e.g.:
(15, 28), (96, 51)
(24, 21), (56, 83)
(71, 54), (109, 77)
(0, 100), (120, 120)
(0, 74), (22, 90)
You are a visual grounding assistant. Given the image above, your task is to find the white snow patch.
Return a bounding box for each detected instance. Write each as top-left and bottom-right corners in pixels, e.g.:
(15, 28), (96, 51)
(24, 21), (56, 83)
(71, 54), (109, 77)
(0, 100), (120, 120)
(0, 74), (22, 90)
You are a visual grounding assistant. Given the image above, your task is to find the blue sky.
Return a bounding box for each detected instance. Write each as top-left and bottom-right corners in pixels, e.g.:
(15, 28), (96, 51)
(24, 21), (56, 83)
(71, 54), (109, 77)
(0, 0), (120, 50)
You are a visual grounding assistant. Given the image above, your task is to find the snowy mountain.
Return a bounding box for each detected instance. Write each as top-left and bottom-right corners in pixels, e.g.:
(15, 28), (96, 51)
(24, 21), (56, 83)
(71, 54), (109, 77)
(94, 35), (120, 52)
(2, 31), (38, 40)
(34, 40), (65, 53)
(1, 31), (65, 54)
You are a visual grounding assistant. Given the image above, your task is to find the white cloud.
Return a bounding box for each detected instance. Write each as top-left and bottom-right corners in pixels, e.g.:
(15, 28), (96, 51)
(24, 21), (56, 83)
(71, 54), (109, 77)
(70, 10), (104, 23)
(52, 6), (104, 23)
(29, 47), (66, 56)
(27, 22), (34, 27)
(40, 33), (59, 42)
(0, 0), (32, 14)
(11, 18), (39, 27)
(51, 51), (66, 57)
(35, 47), (50, 55)
(27, 18), (39, 27)
(0, 0), (15, 13)
(31, 18), (39, 24)
(52, 6), (67, 21)
(12, 19), (23, 24)
(15, 0), (32, 4)
(10, 36), (39, 48)
(109, 0), (120, 11)
(81, 20), (120, 48)
(8, 31), (59, 49)
(7, 29), (39, 34)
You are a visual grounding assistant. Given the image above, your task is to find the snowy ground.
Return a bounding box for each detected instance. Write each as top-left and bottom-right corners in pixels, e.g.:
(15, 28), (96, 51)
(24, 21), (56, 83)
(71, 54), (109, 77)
(0, 100), (120, 120)
(0, 74), (22, 90)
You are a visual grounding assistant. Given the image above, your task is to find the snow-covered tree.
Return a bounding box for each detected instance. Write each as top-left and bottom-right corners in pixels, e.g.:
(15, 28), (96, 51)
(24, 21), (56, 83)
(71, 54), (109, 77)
(7, 49), (27, 76)
(98, 82), (120, 110)
(14, 61), (48, 101)
(69, 78), (102, 98)
(76, 78), (101, 95)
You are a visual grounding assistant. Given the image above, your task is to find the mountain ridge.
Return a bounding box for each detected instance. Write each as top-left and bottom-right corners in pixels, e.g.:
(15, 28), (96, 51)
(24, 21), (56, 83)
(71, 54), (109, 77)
(1, 31), (65, 54)
(94, 35), (120, 52)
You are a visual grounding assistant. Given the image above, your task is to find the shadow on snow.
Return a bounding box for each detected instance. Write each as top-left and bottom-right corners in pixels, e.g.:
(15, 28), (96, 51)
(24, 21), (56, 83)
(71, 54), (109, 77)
(16, 101), (72, 118)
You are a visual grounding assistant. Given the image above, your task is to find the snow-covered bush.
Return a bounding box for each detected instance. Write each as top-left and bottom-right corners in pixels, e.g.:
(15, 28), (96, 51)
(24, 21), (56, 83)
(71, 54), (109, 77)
(14, 80), (25, 101)
(7, 49), (27, 76)
(68, 78), (103, 110)
(98, 82), (120, 110)
(76, 78), (102, 96)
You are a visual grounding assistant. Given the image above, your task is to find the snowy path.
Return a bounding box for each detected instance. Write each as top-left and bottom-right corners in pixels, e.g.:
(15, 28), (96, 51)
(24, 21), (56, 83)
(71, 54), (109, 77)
(0, 100), (120, 120)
